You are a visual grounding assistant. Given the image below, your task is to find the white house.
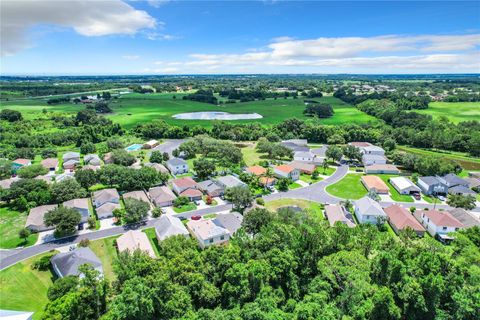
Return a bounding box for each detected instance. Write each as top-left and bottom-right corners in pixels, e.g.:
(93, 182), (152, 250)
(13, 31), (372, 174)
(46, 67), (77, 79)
(187, 219), (230, 249)
(389, 177), (421, 195)
(354, 197), (386, 224)
(166, 158), (188, 175)
(362, 154), (387, 166)
(274, 164), (300, 181)
(293, 151), (315, 162)
(359, 145), (385, 156)
(414, 209), (463, 241)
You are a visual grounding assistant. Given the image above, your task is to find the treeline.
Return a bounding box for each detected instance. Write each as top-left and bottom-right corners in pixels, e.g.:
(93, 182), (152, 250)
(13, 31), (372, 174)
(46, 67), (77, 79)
(183, 89), (218, 104)
(0, 82), (123, 99)
(40, 207), (480, 320)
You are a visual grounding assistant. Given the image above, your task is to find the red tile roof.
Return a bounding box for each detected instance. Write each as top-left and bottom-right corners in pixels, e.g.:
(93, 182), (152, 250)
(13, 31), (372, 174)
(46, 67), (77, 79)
(247, 166), (266, 176)
(13, 158), (31, 165)
(276, 164), (295, 174)
(384, 205), (425, 232)
(173, 177), (198, 188)
(423, 209), (463, 228)
(180, 188), (203, 197)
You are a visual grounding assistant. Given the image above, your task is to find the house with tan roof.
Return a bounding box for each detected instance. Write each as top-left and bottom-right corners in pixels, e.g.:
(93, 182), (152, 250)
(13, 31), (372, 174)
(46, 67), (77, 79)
(288, 161), (315, 174)
(414, 209), (463, 241)
(116, 230), (156, 258)
(274, 164), (300, 181)
(145, 162), (169, 174)
(325, 205), (355, 228)
(361, 175), (389, 194)
(365, 164), (400, 175)
(172, 177), (199, 195)
(187, 219), (230, 249)
(180, 188), (203, 201)
(123, 190), (151, 206)
(92, 188), (120, 219)
(96, 202), (121, 219)
(41, 158), (59, 172)
(149, 186), (177, 207)
(198, 180), (225, 197)
(25, 204), (58, 232)
(384, 204), (425, 237)
(246, 165), (266, 176)
(63, 198), (91, 225)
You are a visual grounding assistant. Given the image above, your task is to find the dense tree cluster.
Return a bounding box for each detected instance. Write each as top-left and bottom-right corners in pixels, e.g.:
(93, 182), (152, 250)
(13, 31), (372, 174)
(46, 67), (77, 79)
(178, 136), (243, 167)
(183, 89), (218, 105)
(303, 103), (334, 118)
(41, 207), (480, 320)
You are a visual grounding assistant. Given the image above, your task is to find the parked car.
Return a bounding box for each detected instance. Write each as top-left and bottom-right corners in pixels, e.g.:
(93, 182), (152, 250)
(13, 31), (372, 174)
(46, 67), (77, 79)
(191, 215), (201, 220)
(413, 193), (421, 200)
(437, 195), (446, 201)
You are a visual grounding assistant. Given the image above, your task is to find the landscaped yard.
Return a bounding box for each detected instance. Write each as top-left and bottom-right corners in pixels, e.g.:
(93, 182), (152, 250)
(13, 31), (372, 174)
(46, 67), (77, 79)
(265, 198), (324, 220)
(326, 174), (367, 200)
(289, 182), (302, 189)
(299, 174), (323, 184)
(142, 228), (160, 257)
(88, 236), (119, 280)
(173, 203), (197, 213)
(0, 206), (38, 249)
(318, 166), (336, 176)
(376, 175), (414, 202)
(0, 251), (57, 319)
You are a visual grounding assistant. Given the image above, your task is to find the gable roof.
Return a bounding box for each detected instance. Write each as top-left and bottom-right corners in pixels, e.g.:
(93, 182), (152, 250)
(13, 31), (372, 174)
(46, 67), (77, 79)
(26, 204), (58, 228)
(389, 176), (419, 190)
(422, 209), (463, 228)
(172, 177), (198, 189)
(441, 173), (468, 186)
(448, 208), (480, 228)
(180, 188), (203, 197)
(213, 212), (243, 234)
(246, 165), (266, 176)
(62, 152), (80, 160)
(366, 164), (399, 172)
(149, 186), (177, 203)
(384, 204), (425, 232)
(51, 247), (102, 277)
(362, 154), (387, 161)
(63, 198), (89, 211)
(294, 151), (314, 158)
(167, 157), (187, 166)
(289, 161), (316, 172)
(275, 164), (296, 174)
(144, 162), (169, 173)
(117, 230), (156, 258)
(419, 176), (442, 186)
(84, 154), (101, 164)
(123, 190), (150, 204)
(361, 175), (389, 192)
(355, 197), (385, 217)
(93, 188), (119, 204)
(311, 146), (327, 157)
(155, 215), (190, 241)
(325, 204), (355, 227)
(41, 158), (58, 168)
(187, 219), (230, 240)
(96, 202), (121, 215)
(215, 175), (246, 188)
(12, 158), (31, 166)
(448, 185), (476, 195)
(198, 180), (224, 193)
(349, 142), (372, 147)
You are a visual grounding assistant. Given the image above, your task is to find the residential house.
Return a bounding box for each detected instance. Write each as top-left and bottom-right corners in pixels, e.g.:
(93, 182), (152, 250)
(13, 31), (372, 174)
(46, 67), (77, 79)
(360, 145), (385, 156)
(143, 140), (159, 149)
(35, 175), (53, 184)
(116, 230), (156, 258)
(362, 154), (387, 166)
(324, 205), (355, 228)
(154, 214), (190, 241)
(144, 162), (169, 174)
(468, 171), (480, 179)
(0, 178), (16, 190)
(51, 247), (103, 278)
(364, 164), (400, 175)
(214, 175), (247, 189)
(198, 180), (225, 197)
(465, 177), (480, 191)
(0, 310), (34, 320)
(63, 198), (91, 226)
(84, 154), (102, 166)
(246, 165), (266, 176)
(12, 158), (31, 171)
(384, 204), (425, 237)
(448, 208), (480, 229)
(437, 173), (469, 188)
(96, 202), (121, 219)
(389, 176), (421, 195)
(63, 159), (80, 171)
(25, 204), (58, 232)
(41, 158), (59, 172)
(259, 176), (276, 187)
(414, 209), (463, 241)
(282, 139), (308, 146)
(348, 142), (373, 148)
(448, 185), (477, 196)
(149, 186), (177, 207)
(311, 145), (327, 158)
(123, 190), (151, 205)
(354, 197), (386, 224)
(103, 152), (114, 164)
(166, 158), (188, 175)
(293, 151), (315, 162)
(417, 176), (448, 196)
(180, 188), (203, 201)
(92, 188), (120, 219)
(274, 164), (300, 181)
(172, 177), (199, 195)
(62, 151), (80, 163)
(289, 161), (316, 175)
(280, 142), (309, 152)
(361, 175), (389, 194)
(214, 212), (243, 234)
(187, 219), (230, 249)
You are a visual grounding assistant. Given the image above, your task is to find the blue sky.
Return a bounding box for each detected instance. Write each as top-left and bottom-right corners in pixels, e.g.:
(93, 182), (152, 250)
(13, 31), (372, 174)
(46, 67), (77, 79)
(1, 1), (479, 74)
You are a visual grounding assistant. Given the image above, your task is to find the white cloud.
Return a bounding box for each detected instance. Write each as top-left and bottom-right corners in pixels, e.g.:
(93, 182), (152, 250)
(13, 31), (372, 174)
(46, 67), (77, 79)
(1, 0), (156, 56)
(145, 32), (178, 41)
(122, 55), (140, 60)
(147, 0), (170, 8)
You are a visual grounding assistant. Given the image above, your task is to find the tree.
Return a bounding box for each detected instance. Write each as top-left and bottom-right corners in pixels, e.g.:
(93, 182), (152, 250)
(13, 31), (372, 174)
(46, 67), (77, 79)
(51, 179), (87, 203)
(2, 178), (51, 210)
(47, 276), (79, 301)
(74, 169), (98, 189)
(194, 158), (216, 180)
(124, 198), (150, 224)
(80, 142), (96, 155)
(44, 207), (81, 237)
(224, 186), (253, 213)
(18, 228), (31, 243)
(0, 160), (12, 179)
(174, 196), (190, 207)
(242, 208), (272, 235)
(152, 207), (163, 218)
(41, 149), (57, 159)
(327, 134), (346, 145)
(447, 194), (476, 210)
(326, 145), (343, 162)
(17, 164), (48, 179)
(303, 104), (334, 118)
(107, 139), (124, 150)
(0, 109), (22, 122)
(94, 101), (112, 113)
(111, 149), (136, 166)
(162, 152), (170, 161)
(322, 158), (329, 174)
(276, 178), (290, 191)
(149, 151), (164, 163)
(383, 138), (396, 152)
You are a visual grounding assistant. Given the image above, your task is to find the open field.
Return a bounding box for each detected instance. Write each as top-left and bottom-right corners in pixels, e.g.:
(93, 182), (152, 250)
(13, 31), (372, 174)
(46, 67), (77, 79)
(88, 236), (119, 280)
(417, 102), (480, 123)
(397, 145), (480, 170)
(0, 252), (57, 319)
(326, 173), (367, 200)
(0, 206), (38, 249)
(1, 93), (377, 128)
(265, 198), (324, 220)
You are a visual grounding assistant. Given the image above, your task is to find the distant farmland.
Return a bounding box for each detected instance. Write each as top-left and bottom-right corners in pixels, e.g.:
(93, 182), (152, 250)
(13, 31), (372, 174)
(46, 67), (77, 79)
(416, 101), (480, 123)
(1, 93), (377, 128)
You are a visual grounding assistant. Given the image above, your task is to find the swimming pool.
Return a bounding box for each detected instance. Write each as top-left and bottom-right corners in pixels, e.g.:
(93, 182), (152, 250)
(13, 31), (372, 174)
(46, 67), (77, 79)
(172, 111), (263, 120)
(125, 144), (143, 152)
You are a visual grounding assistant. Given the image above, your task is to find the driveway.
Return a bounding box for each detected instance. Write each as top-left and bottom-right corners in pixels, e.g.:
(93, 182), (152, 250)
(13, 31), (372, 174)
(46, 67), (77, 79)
(151, 139), (186, 156)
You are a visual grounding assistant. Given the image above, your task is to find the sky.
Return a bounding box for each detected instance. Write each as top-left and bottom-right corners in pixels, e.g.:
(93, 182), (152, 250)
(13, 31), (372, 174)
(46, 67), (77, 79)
(1, 0), (479, 75)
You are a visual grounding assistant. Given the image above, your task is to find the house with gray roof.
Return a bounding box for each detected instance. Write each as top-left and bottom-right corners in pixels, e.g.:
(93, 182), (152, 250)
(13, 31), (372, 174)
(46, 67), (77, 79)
(198, 180), (225, 197)
(96, 202), (121, 219)
(417, 176), (448, 196)
(123, 190), (151, 205)
(187, 219), (230, 249)
(214, 175), (247, 189)
(84, 154), (102, 166)
(166, 157), (188, 175)
(51, 247), (103, 278)
(281, 142), (309, 152)
(62, 152), (80, 162)
(354, 197), (386, 224)
(448, 185), (477, 196)
(63, 198), (91, 224)
(360, 145), (385, 156)
(361, 154), (387, 166)
(0, 310), (34, 320)
(437, 174), (469, 188)
(448, 208), (480, 229)
(149, 186), (177, 207)
(311, 145), (327, 158)
(154, 214), (190, 241)
(25, 204), (58, 232)
(213, 212), (243, 234)
(92, 188), (120, 208)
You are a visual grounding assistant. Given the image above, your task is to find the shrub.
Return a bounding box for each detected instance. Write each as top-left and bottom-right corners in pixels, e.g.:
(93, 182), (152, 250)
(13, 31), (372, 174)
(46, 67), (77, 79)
(87, 217), (96, 229)
(32, 255), (53, 271)
(78, 239), (90, 247)
(152, 207), (163, 218)
(256, 198), (265, 205)
(174, 196), (189, 207)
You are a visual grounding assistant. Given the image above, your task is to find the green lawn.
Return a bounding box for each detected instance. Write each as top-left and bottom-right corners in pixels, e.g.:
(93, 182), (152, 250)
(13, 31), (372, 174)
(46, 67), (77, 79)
(265, 198), (324, 220)
(318, 166), (336, 176)
(326, 174), (367, 200)
(0, 251), (57, 319)
(173, 203), (197, 213)
(0, 206), (38, 249)
(88, 236), (119, 281)
(289, 182), (302, 190)
(397, 145), (480, 170)
(240, 144), (268, 166)
(376, 175), (414, 203)
(416, 101), (480, 123)
(422, 195), (434, 204)
(299, 174), (323, 184)
(203, 213), (218, 219)
(0, 94), (376, 129)
(142, 228), (160, 258)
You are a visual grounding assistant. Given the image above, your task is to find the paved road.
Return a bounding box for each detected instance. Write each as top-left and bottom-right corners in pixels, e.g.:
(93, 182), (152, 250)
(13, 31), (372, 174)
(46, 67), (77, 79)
(0, 204), (230, 270)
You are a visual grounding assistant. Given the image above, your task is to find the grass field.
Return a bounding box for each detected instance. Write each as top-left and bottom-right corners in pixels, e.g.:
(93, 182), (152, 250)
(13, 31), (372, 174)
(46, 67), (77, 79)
(326, 174), (368, 200)
(417, 102), (480, 123)
(265, 198), (324, 220)
(397, 145), (480, 170)
(173, 203), (197, 213)
(0, 252), (57, 319)
(88, 236), (119, 280)
(240, 143), (267, 166)
(142, 228), (160, 257)
(0, 206), (38, 249)
(1, 93), (377, 129)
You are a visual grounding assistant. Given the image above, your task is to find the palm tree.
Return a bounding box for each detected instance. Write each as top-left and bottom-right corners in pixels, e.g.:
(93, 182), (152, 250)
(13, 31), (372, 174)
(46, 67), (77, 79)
(322, 158), (329, 175)
(262, 167), (275, 191)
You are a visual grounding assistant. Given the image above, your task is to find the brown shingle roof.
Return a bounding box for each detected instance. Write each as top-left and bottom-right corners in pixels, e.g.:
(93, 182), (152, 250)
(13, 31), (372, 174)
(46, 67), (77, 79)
(246, 166), (266, 176)
(172, 177), (198, 188)
(422, 209), (464, 228)
(361, 175), (389, 193)
(384, 204), (425, 232)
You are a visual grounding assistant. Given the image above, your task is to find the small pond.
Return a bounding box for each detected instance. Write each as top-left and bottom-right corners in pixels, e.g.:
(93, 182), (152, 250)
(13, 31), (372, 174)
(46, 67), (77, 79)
(172, 111), (262, 120)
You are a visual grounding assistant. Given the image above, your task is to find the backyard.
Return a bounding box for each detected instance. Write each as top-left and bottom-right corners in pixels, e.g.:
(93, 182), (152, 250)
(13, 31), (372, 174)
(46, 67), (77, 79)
(376, 175), (414, 202)
(88, 236), (119, 280)
(0, 206), (38, 249)
(265, 198), (324, 220)
(326, 173), (367, 200)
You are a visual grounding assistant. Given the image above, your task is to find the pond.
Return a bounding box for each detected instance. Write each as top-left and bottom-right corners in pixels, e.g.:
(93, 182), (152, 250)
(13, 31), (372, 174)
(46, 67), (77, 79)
(172, 111), (263, 120)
